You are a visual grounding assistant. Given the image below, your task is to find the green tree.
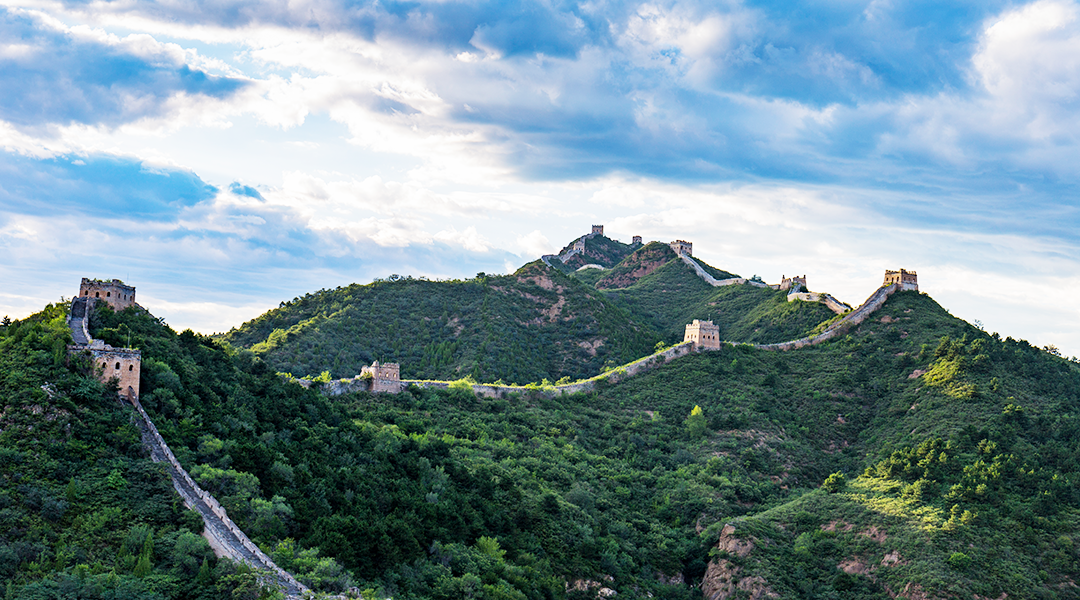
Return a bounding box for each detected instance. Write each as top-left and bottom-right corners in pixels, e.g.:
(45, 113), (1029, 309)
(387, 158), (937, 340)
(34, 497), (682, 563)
(685, 405), (707, 437)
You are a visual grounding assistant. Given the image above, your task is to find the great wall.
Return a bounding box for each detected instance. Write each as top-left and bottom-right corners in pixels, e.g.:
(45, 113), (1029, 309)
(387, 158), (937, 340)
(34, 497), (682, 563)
(65, 280), (311, 599)
(60, 248), (920, 597)
(312, 264), (917, 400)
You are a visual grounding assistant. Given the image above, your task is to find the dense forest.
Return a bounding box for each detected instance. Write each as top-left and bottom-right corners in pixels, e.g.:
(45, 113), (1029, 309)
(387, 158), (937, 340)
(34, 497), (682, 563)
(4, 285), (1079, 599)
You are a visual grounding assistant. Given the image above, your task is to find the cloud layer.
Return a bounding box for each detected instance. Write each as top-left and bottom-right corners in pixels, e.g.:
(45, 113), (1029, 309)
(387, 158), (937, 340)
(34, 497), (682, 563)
(2, 0), (1079, 356)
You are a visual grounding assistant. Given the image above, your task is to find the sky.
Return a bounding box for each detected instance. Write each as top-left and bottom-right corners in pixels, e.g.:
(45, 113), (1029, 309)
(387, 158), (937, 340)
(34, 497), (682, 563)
(1, 0), (1078, 357)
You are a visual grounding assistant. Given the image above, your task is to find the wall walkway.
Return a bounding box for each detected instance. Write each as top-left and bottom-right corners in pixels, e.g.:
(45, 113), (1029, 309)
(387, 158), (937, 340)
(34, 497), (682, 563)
(128, 396), (310, 598)
(66, 297), (310, 599)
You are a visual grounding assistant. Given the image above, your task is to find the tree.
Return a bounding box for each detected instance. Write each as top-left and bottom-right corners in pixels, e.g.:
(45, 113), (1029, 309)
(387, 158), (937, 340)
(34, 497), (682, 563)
(685, 405), (707, 438)
(822, 472), (846, 493)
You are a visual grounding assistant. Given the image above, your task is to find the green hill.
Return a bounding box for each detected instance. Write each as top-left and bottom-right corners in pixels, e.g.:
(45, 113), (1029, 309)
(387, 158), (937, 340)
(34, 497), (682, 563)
(3, 286), (1080, 600)
(587, 243), (838, 345)
(221, 262), (661, 384)
(548, 234), (640, 272)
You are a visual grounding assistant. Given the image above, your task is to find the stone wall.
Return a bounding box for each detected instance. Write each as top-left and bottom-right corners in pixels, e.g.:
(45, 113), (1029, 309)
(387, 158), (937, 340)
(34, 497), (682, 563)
(756, 284), (898, 351)
(67, 292), (142, 398)
(126, 395), (308, 598)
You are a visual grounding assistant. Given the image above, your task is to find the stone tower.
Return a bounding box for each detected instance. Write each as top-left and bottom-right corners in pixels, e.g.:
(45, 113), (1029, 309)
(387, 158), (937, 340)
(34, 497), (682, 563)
(779, 275), (807, 292)
(79, 278), (136, 312)
(684, 320), (720, 349)
(632, 235), (642, 245)
(361, 361), (402, 393)
(669, 240), (693, 256)
(591, 225), (604, 236)
(883, 269), (918, 291)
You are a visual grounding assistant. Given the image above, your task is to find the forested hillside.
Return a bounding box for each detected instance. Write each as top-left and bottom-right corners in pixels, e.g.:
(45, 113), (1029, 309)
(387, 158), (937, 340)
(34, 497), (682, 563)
(0, 304), (315, 600)
(590, 246), (837, 345)
(223, 238), (841, 385)
(222, 263), (661, 384)
(6, 287), (1077, 600)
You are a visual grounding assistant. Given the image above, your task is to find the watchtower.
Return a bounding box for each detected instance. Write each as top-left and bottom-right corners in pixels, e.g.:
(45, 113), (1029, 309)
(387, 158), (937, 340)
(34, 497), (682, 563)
(684, 320), (720, 349)
(361, 361), (402, 393)
(591, 225), (604, 236)
(883, 269), (918, 291)
(669, 240), (693, 256)
(79, 278), (136, 312)
(632, 235), (642, 245)
(779, 275), (807, 292)
(69, 279), (142, 400)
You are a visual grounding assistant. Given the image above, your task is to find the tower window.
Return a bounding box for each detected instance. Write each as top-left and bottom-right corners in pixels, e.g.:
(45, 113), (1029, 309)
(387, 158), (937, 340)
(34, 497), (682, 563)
(106, 292), (111, 297)
(115, 362), (120, 370)
(129, 365), (134, 371)
(95, 292), (100, 298)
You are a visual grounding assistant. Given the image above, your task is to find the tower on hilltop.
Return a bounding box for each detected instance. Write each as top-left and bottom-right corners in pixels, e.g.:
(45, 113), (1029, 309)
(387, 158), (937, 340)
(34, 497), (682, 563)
(883, 269), (918, 291)
(591, 225), (604, 236)
(779, 275), (807, 292)
(684, 320), (720, 349)
(79, 278), (136, 312)
(669, 240), (692, 256)
(632, 235), (642, 245)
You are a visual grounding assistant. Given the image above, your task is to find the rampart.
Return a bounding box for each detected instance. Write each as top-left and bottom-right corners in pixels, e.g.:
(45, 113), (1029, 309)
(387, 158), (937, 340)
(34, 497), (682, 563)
(756, 284), (899, 351)
(678, 255), (768, 288)
(127, 396), (309, 598)
(786, 292), (851, 315)
(65, 280), (308, 598)
(67, 296), (142, 398)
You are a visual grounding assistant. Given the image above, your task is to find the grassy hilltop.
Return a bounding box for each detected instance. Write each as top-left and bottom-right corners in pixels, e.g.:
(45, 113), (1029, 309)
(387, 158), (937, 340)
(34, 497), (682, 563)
(3, 283), (1079, 599)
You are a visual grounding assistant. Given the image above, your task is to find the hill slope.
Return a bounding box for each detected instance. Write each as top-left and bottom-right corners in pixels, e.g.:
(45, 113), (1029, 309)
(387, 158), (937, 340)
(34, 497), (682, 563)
(592, 245), (838, 344)
(548, 234), (639, 272)
(4, 288), (1079, 599)
(222, 263), (661, 384)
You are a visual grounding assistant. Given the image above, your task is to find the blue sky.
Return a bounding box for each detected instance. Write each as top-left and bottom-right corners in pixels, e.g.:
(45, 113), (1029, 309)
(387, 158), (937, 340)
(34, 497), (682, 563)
(1, 0), (1079, 357)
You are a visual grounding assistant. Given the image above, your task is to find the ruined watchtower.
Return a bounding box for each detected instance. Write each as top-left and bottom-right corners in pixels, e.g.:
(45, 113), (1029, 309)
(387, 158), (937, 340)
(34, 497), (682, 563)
(361, 361), (402, 393)
(684, 320), (720, 349)
(632, 235), (642, 245)
(591, 225), (604, 236)
(79, 278), (136, 312)
(779, 275), (807, 292)
(883, 269), (918, 291)
(669, 240), (693, 256)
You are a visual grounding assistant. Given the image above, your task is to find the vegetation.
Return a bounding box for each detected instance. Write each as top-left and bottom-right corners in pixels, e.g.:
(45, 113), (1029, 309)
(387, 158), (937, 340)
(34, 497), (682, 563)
(548, 234), (638, 272)
(5, 259), (1080, 599)
(600, 257), (837, 344)
(0, 303), (278, 600)
(222, 264), (660, 384)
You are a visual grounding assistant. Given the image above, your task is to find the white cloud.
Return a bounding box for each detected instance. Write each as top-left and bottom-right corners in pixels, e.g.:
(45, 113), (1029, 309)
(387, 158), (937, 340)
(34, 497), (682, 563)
(973, 0), (1080, 137)
(434, 226), (489, 252)
(516, 229), (555, 257)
